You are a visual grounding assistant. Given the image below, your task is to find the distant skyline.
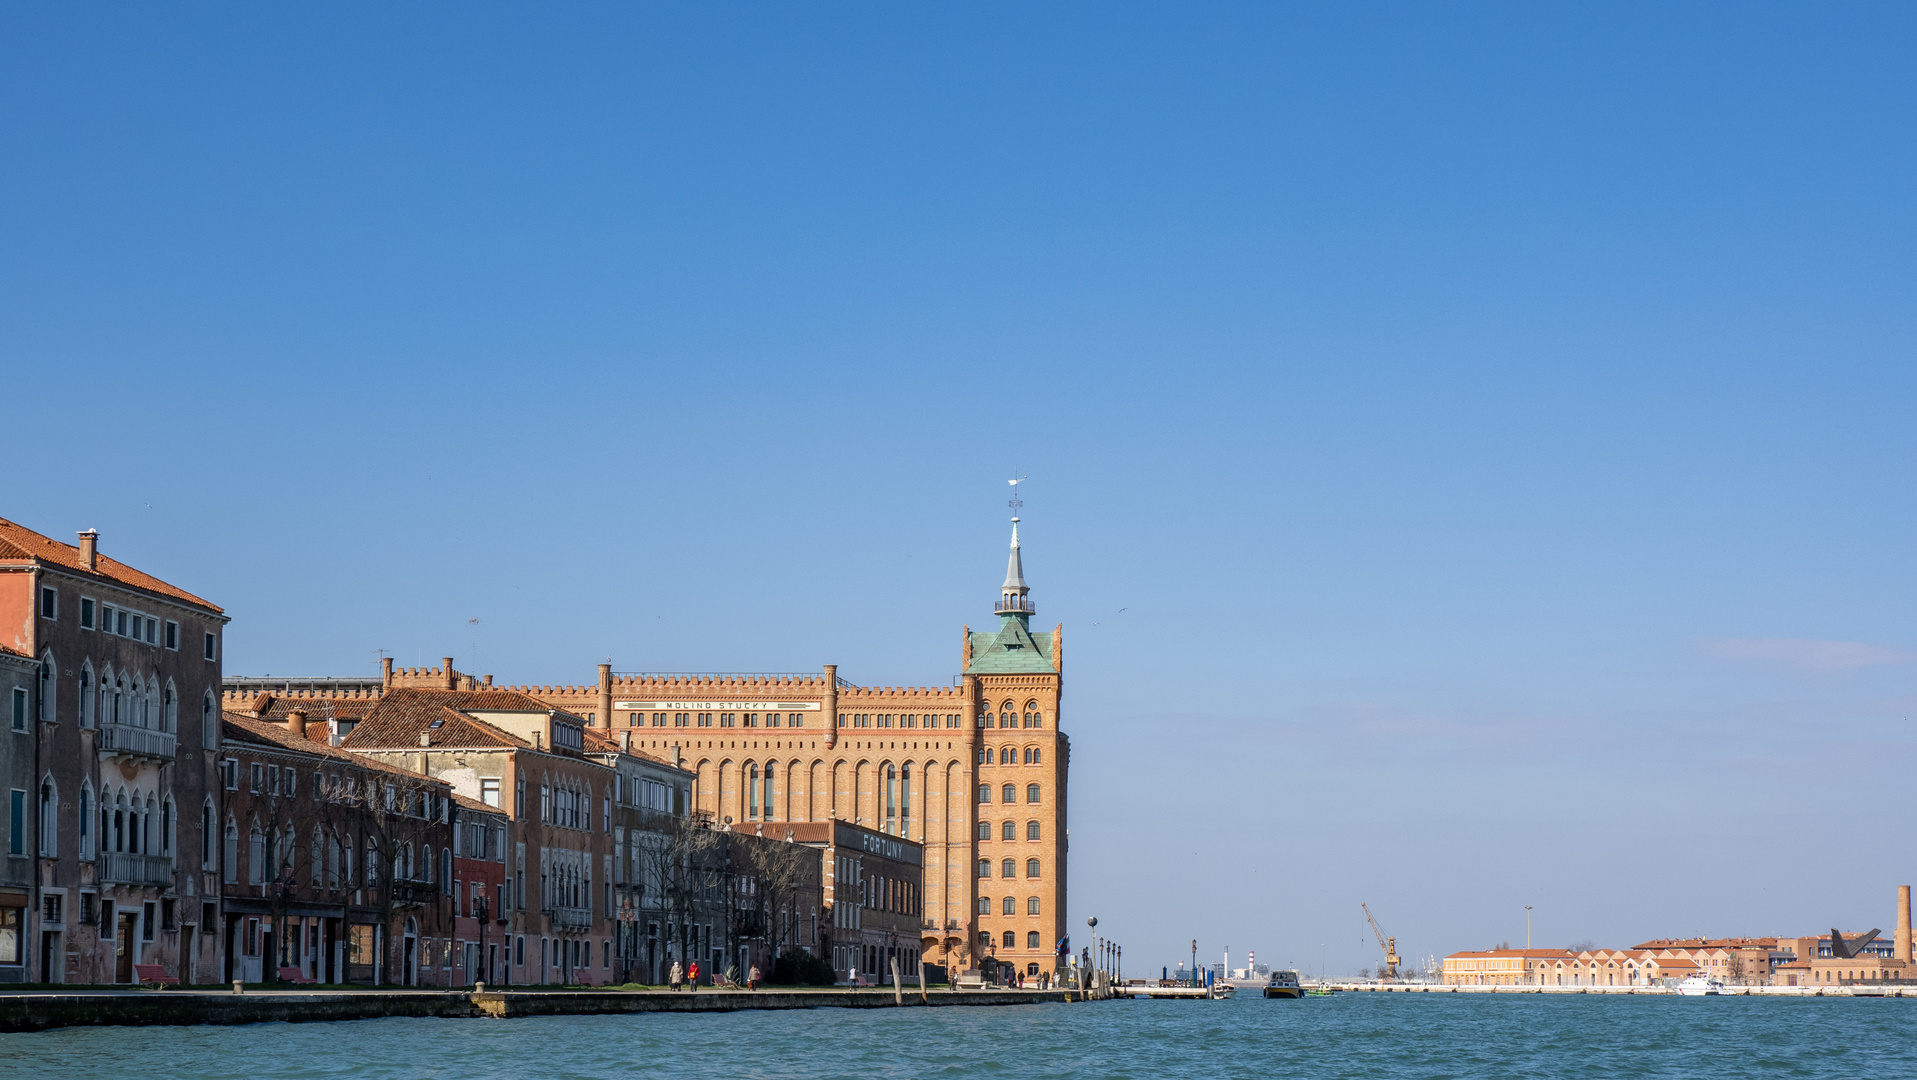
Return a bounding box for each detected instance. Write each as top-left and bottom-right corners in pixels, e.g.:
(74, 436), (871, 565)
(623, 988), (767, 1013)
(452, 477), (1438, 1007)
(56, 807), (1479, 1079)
(5, 3), (1916, 974)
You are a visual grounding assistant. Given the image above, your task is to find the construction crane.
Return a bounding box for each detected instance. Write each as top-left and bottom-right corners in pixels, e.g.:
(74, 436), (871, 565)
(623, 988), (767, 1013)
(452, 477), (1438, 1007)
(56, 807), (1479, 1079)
(1361, 903), (1401, 981)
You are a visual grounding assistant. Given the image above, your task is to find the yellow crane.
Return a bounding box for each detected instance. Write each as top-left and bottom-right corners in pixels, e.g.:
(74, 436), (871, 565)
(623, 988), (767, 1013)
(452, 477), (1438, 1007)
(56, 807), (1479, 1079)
(1361, 903), (1400, 981)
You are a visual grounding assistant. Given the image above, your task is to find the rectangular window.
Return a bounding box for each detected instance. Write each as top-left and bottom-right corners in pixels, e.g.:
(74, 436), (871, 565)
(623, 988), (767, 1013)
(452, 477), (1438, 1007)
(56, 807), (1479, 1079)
(115, 610), (127, 636)
(223, 759), (238, 790)
(144, 618), (156, 645)
(249, 762), (263, 794)
(164, 621), (178, 650)
(80, 598), (95, 629)
(39, 587), (56, 619)
(9, 689), (24, 732)
(480, 778), (500, 807)
(7, 790), (23, 855)
(204, 632), (217, 661)
(142, 901), (156, 940)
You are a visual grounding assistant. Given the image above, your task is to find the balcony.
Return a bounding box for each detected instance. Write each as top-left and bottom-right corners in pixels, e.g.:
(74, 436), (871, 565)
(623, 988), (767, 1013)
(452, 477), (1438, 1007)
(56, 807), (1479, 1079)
(389, 877), (441, 908)
(102, 852), (174, 887)
(547, 905), (593, 932)
(98, 722), (177, 763)
(994, 596), (1035, 617)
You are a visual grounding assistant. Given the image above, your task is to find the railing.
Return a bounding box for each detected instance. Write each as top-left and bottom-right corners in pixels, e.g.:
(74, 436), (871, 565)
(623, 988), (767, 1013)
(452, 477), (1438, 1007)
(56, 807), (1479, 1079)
(98, 722), (177, 762)
(994, 596), (1036, 616)
(389, 877), (442, 907)
(613, 672), (858, 689)
(102, 852), (174, 887)
(547, 906), (593, 932)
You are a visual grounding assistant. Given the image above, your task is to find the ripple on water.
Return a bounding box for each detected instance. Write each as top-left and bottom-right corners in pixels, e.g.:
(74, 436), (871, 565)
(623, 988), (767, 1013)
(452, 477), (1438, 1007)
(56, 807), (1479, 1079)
(2, 994), (1914, 1079)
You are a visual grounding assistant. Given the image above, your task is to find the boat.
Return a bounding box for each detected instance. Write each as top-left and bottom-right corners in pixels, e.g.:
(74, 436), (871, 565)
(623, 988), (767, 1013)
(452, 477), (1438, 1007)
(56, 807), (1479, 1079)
(1264, 970), (1306, 999)
(1674, 975), (1724, 996)
(1210, 981), (1236, 999)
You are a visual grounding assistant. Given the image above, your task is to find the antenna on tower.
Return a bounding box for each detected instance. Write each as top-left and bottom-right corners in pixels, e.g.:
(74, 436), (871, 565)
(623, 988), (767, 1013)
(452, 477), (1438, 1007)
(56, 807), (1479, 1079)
(1008, 474), (1027, 518)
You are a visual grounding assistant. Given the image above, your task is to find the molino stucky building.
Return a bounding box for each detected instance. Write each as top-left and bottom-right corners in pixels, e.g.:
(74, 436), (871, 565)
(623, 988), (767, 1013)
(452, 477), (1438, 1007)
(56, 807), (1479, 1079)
(531, 518), (1070, 978)
(237, 520), (1071, 978)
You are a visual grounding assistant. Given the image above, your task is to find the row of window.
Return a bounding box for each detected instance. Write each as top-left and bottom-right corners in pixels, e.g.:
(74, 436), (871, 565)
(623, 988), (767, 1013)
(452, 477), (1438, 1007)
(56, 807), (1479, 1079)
(977, 745), (1041, 765)
(977, 819), (1043, 841)
(980, 701), (1045, 729)
(16, 777), (169, 861)
(977, 857), (1044, 879)
(637, 712), (808, 729)
(978, 895), (1044, 916)
(840, 714), (962, 729)
(983, 930), (1047, 951)
(39, 586), (216, 659)
(978, 783), (1043, 804)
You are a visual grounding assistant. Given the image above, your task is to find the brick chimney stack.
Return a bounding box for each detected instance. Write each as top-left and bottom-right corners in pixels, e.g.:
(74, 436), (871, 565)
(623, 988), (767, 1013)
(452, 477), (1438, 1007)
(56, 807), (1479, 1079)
(823, 664), (838, 750)
(78, 530), (98, 570)
(287, 710), (308, 738)
(442, 658), (456, 690)
(381, 657), (394, 687)
(597, 663), (613, 728)
(1898, 885), (1912, 962)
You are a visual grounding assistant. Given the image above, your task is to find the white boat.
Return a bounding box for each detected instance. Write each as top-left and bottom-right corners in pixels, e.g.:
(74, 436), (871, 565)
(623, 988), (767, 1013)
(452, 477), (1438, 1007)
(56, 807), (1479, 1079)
(1210, 981), (1236, 999)
(1263, 970), (1305, 999)
(1674, 975), (1724, 996)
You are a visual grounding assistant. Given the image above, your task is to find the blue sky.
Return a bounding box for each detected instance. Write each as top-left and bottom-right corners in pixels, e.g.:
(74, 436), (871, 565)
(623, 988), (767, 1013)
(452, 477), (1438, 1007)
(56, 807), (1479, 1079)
(5, 3), (1915, 975)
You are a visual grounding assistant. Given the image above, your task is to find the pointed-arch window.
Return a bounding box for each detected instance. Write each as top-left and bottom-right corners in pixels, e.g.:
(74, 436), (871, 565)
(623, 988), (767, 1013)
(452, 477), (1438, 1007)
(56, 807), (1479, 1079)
(248, 821), (266, 885)
(38, 651), (56, 722)
(78, 782), (94, 860)
(163, 681), (177, 732)
(38, 777), (57, 856)
(79, 661), (94, 727)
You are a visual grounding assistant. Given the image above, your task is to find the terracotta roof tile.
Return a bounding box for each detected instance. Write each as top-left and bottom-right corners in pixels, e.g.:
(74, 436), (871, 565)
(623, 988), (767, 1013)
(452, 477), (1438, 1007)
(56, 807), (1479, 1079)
(340, 687), (549, 751)
(450, 791), (507, 816)
(222, 713), (453, 784)
(0, 516), (221, 612)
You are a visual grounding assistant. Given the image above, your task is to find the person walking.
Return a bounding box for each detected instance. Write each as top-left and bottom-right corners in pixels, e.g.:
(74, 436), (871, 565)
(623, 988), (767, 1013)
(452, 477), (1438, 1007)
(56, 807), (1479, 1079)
(668, 960), (683, 992)
(687, 960), (701, 993)
(748, 964), (761, 991)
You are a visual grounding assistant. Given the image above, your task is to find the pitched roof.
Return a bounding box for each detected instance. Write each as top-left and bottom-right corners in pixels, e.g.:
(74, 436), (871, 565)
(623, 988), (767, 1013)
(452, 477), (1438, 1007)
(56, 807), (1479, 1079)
(221, 713), (451, 783)
(450, 791), (507, 817)
(966, 620), (1058, 675)
(0, 516), (221, 613)
(579, 725), (677, 766)
(340, 687), (544, 751)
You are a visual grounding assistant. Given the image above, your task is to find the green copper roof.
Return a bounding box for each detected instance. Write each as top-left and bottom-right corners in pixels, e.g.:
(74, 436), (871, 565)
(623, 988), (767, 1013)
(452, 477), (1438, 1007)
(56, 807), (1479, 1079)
(966, 616), (1057, 675)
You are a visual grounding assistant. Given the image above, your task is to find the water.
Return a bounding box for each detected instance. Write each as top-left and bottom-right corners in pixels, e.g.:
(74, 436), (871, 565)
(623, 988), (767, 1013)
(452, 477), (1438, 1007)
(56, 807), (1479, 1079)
(3, 993), (1913, 1079)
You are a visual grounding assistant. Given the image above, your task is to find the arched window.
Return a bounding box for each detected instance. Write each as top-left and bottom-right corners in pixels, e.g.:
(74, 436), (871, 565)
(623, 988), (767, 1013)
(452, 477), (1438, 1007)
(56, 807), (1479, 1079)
(1002, 930), (1016, 949)
(1001, 745), (1015, 764)
(1026, 858), (1040, 878)
(748, 764), (760, 818)
(1001, 784), (1015, 803)
(248, 821), (266, 885)
(1026, 784), (1041, 803)
(223, 817), (239, 883)
(78, 661), (94, 727)
(78, 782), (93, 860)
(1001, 820), (1016, 841)
(201, 799), (216, 871)
(1001, 858), (1015, 878)
(163, 680), (177, 732)
(977, 896), (990, 915)
(1027, 896), (1041, 915)
(899, 763), (910, 838)
(1027, 931), (1042, 949)
(38, 776), (56, 856)
(38, 651), (56, 722)
(884, 764), (898, 833)
(976, 859), (990, 878)
(764, 762), (776, 820)
(1027, 820), (1041, 840)
(978, 746), (990, 764)
(1002, 895), (1015, 915)
(1026, 747), (1041, 764)
(975, 821), (990, 841)
(130, 675), (144, 727)
(111, 672), (123, 725)
(976, 784), (990, 804)
(202, 690), (218, 748)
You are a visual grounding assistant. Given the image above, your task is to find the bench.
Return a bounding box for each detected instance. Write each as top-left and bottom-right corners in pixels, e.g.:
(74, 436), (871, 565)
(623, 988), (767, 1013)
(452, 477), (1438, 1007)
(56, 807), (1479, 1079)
(133, 964), (179, 988)
(277, 966), (317, 985)
(954, 970), (986, 991)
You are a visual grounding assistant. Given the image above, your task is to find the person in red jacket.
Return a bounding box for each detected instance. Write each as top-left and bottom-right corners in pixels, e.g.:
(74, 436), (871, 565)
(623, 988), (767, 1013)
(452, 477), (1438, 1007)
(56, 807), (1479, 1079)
(687, 960), (701, 992)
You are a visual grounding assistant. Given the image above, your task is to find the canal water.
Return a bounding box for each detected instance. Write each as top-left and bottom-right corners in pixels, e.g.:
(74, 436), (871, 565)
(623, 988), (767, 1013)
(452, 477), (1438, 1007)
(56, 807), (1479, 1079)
(3, 991), (1912, 1078)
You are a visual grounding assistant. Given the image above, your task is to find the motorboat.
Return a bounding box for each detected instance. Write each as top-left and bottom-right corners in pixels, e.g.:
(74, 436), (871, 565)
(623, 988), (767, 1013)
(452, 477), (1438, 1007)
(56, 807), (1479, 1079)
(1674, 975), (1724, 996)
(1264, 970), (1305, 999)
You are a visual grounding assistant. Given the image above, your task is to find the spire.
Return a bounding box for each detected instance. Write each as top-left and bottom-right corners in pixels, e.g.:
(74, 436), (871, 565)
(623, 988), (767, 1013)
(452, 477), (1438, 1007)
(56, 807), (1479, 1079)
(995, 517), (1034, 623)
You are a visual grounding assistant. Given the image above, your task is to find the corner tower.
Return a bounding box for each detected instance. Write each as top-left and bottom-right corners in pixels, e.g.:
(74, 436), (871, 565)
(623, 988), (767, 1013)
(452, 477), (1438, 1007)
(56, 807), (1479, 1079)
(962, 514), (1068, 980)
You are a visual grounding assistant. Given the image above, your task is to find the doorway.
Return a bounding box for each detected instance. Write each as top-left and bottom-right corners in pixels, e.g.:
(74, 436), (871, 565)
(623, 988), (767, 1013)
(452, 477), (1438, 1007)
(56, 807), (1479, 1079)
(115, 913), (137, 983)
(40, 931), (61, 984)
(402, 918), (418, 986)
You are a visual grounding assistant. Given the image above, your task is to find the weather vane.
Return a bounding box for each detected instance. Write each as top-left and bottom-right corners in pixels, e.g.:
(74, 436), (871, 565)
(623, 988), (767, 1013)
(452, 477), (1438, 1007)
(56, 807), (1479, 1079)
(1008, 474), (1026, 517)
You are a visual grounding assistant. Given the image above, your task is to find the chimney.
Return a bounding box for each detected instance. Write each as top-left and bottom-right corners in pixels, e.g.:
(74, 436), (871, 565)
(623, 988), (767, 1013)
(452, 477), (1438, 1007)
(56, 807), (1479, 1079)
(381, 657), (394, 687)
(1899, 885), (1912, 962)
(443, 658), (456, 691)
(823, 664), (839, 750)
(419, 732), (432, 748)
(77, 530), (98, 570)
(484, 674), (493, 687)
(621, 730), (632, 753)
(287, 710), (308, 738)
(597, 663), (613, 728)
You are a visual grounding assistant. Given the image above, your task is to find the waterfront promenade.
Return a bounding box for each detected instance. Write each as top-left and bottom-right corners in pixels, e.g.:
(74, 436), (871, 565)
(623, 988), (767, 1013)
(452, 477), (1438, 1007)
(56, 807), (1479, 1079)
(0, 985), (1084, 1033)
(1323, 981), (1917, 997)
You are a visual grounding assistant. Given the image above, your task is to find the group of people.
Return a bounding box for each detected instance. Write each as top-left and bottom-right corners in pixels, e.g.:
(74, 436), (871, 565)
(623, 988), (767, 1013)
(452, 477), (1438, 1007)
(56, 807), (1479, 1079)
(666, 960), (763, 991)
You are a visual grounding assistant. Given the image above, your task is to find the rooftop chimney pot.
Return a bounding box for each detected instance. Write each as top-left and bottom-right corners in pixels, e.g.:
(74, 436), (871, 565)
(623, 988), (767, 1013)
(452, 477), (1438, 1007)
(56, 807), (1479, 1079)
(77, 530), (98, 570)
(287, 710), (308, 738)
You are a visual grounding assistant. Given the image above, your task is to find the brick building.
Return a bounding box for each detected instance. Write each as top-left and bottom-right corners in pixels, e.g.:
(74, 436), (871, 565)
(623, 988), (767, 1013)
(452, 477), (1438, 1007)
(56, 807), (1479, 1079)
(0, 518), (228, 984)
(449, 793), (509, 985)
(218, 711), (458, 984)
(787, 818), (924, 983)
(0, 646), (36, 980)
